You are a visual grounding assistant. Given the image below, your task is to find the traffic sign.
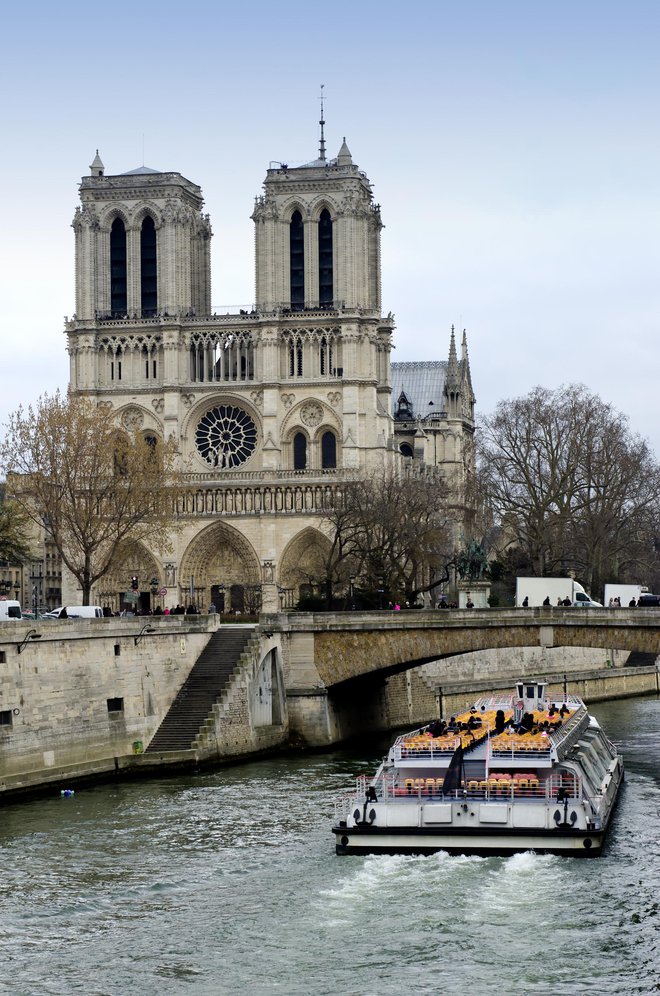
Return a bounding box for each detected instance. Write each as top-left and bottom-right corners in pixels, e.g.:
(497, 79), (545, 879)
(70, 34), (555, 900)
(124, 591), (139, 603)
(159, 587), (168, 596)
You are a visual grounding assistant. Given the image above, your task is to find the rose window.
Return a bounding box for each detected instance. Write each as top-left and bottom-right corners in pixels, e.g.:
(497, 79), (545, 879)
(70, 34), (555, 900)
(195, 405), (257, 468)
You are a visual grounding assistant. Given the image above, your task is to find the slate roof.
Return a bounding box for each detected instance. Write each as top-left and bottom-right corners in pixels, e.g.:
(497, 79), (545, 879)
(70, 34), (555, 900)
(390, 361), (447, 419)
(121, 166), (161, 175)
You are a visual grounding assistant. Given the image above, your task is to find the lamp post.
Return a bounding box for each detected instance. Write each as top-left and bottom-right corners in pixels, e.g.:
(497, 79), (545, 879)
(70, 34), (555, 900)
(349, 575), (356, 611)
(29, 560), (43, 619)
(150, 577), (159, 614)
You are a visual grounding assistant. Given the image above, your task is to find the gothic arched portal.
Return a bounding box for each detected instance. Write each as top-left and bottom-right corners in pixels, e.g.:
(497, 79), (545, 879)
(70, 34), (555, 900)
(104, 541), (162, 613)
(279, 527), (333, 600)
(179, 522), (261, 612)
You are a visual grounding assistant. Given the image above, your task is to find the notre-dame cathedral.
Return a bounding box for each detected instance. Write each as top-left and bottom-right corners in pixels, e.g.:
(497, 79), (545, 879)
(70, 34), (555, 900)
(63, 130), (475, 611)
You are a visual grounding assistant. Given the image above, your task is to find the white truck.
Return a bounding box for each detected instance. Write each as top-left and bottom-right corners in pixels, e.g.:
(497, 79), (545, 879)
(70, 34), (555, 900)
(515, 577), (602, 608)
(603, 584), (647, 607)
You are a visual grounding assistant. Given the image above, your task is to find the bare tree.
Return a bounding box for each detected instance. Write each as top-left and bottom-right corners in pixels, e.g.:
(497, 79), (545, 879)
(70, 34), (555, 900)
(319, 467), (454, 606)
(1, 392), (181, 604)
(479, 384), (660, 593)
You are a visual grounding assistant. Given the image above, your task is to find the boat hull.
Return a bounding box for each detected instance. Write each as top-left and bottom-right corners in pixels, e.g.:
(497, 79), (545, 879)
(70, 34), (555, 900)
(333, 824), (607, 857)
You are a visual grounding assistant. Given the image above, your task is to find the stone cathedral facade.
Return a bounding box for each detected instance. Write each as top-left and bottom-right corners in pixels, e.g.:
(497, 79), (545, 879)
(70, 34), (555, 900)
(64, 138), (475, 611)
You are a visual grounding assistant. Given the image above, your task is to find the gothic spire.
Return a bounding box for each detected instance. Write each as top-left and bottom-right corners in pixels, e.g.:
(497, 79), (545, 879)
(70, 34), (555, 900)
(461, 328), (476, 407)
(337, 137), (353, 167)
(90, 150), (104, 177)
(446, 325), (460, 384)
(319, 84), (326, 162)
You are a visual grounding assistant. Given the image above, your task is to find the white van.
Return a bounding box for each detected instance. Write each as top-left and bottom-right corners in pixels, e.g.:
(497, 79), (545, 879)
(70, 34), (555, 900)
(0, 599), (22, 621)
(43, 605), (104, 619)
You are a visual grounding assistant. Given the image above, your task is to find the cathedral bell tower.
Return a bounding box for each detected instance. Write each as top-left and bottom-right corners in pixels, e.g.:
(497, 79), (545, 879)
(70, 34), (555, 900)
(71, 153), (212, 324)
(252, 137), (383, 313)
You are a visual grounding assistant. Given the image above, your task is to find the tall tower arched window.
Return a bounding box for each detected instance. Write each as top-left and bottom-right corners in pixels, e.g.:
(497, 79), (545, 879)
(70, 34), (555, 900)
(318, 209), (333, 306)
(293, 432), (307, 470)
(141, 216), (157, 317)
(321, 431), (337, 469)
(110, 218), (127, 317)
(290, 210), (304, 310)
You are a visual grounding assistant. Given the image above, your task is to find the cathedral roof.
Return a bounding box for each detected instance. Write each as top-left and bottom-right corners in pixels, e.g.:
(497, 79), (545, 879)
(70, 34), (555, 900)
(390, 361), (447, 419)
(121, 166), (162, 175)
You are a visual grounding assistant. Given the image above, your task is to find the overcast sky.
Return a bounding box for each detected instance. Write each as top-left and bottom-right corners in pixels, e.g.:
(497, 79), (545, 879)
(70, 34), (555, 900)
(2, 1), (658, 455)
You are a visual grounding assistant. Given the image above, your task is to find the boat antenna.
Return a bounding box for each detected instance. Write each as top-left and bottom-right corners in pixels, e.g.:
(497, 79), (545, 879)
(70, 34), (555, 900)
(319, 83), (326, 162)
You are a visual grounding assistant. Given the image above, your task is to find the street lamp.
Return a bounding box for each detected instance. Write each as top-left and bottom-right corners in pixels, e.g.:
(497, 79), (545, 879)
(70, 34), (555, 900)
(349, 576), (356, 611)
(150, 577), (159, 613)
(29, 560), (44, 619)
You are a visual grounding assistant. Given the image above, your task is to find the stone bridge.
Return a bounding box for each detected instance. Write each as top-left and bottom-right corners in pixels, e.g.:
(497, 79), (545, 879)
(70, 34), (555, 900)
(260, 607), (660, 745)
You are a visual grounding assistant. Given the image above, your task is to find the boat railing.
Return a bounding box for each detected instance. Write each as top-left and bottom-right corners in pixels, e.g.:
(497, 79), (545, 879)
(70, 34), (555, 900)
(393, 738), (461, 761)
(341, 771), (584, 806)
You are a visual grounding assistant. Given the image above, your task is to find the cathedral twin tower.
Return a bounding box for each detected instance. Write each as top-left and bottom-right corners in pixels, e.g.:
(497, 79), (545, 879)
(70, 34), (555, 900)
(65, 135), (474, 610)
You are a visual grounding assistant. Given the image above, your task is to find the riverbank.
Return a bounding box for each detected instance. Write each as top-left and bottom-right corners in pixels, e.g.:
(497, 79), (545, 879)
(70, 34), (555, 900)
(1, 661), (657, 803)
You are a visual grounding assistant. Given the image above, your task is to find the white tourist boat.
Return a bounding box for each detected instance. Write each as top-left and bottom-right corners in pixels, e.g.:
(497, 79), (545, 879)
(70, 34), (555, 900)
(333, 680), (623, 858)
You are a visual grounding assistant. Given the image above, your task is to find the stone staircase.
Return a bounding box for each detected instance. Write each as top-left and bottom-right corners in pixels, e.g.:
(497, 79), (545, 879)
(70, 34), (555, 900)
(144, 626), (256, 753)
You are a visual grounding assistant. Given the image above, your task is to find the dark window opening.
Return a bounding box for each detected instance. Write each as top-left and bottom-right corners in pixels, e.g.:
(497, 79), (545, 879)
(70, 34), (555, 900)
(0, 651), (6, 664)
(321, 431), (336, 469)
(114, 643), (121, 657)
(400, 442), (414, 458)
(289, 340), (303, 377)
(110, 218), (127, 317)
(0, 710), (12, 726)
(107, 697), (124, 713)
(318, 209), (333, 305)
(290, 210), (304, 310)
(293, 432), (307, 470)
(320, 336), (333, 376)
(141, 216), (157, 317)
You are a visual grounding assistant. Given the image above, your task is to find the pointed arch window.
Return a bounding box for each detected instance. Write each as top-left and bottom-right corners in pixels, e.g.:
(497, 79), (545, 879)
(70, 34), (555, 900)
(321, 431), (337, 469)
(318, 209), (333, 306)
(289, 335), (303, 378)
(293, 432), (307, 470)
(110, 218), (127, 317)
(141, 216), (157, 317)
(320, 334), (333, 376)
(290, 210), (304, 310)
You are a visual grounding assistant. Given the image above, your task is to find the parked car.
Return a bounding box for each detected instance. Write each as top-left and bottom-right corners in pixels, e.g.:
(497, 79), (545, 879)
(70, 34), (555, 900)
(637, 593), (660, 607)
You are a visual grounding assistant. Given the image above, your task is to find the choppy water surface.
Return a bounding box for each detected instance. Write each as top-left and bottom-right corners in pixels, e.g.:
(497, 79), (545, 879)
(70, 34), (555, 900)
(0, 696), (658, 996)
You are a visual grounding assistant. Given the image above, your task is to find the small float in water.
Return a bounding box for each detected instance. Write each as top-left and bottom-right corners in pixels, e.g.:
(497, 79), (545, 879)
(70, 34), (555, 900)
(333, 680), (623, 858)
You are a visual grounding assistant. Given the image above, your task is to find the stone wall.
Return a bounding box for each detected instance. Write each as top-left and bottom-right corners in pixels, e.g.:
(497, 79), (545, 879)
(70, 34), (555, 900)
(0, 617), (213, 792)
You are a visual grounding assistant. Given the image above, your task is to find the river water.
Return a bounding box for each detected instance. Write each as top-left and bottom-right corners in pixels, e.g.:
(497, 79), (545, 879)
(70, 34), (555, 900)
(1, 695), (658, 996)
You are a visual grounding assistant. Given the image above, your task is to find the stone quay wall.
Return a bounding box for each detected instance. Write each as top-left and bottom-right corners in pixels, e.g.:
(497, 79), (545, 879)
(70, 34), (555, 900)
(0, 616), (215, 796)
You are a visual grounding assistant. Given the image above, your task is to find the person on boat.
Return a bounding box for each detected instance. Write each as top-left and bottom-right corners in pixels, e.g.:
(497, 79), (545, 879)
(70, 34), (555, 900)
(495, 709), (507, 734)
(447, 716), (459, 732)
